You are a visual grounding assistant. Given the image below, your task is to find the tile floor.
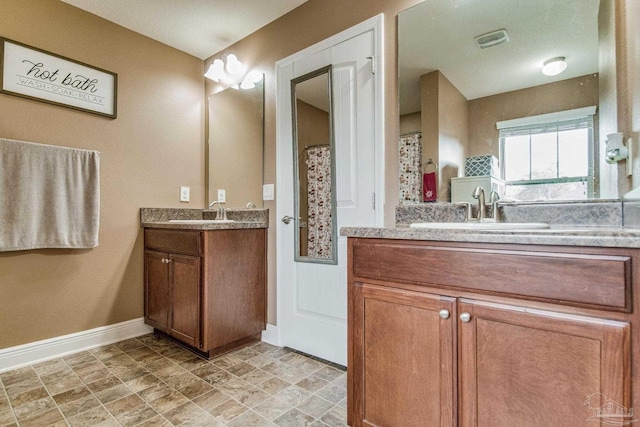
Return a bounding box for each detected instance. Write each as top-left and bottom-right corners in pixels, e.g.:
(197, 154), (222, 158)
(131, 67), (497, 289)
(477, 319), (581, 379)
(0, 334), (347, 426)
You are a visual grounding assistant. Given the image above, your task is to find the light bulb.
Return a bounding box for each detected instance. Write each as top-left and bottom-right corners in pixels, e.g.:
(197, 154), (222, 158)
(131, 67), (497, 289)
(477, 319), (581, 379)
(240, 79), (255, 90)
(225, 54), (244, 76)
(245, 70), (263, 84)
(204, 59), (224, 81)
(542, 57), (567, 76)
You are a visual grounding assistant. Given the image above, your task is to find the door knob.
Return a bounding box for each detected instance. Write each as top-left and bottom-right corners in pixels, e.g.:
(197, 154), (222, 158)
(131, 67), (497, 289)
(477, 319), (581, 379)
(281, 215), (295, 224)
(439, 309), (450, 319)
(460, 312), (472, 323)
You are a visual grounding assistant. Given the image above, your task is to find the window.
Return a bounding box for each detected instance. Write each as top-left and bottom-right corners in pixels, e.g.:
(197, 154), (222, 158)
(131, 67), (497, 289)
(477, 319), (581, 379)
(497, 107), (596, 201)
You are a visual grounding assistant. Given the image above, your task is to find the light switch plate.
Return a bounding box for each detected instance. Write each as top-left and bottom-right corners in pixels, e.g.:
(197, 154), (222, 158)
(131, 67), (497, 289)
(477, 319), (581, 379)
(263, 184), (275, 201)
(180, 186), (190, 202)
(217, 189), (226, 203)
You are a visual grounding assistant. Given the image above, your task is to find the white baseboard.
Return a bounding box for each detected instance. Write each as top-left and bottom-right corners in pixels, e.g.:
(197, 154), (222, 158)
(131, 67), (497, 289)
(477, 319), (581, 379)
(0, 317), (153, 373)
(261, 323), (278, 346)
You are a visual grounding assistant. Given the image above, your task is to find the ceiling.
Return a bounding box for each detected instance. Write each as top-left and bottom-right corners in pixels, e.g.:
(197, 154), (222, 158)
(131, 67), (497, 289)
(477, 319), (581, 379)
(60, 0), (309, 60)
(399, 0), (600, 115)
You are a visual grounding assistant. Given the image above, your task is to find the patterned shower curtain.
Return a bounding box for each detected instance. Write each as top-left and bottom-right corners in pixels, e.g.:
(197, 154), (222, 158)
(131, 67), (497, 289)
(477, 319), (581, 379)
(306, 146), (332, 259)
(399, 132), (422, 204)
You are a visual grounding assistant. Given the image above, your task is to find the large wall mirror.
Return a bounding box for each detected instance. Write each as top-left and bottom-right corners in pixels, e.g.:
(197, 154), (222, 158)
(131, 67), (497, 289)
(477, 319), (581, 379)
(291, 65), (338, 264)
(398, 0), (620, 203)
(207, 78), (264, 208)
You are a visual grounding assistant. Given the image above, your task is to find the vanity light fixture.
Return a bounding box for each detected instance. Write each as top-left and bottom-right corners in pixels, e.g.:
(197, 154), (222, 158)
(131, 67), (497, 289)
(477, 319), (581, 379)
(204, 54), (245, 83)
(205, 54), (261, 90)
(605, 132), (628, 164)
(542, 57), (567, 76)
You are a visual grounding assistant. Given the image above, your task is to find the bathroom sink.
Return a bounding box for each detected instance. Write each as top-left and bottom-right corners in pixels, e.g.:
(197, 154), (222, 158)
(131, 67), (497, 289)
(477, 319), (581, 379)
(168, 219), (236, 224)
(409, 222), (550, 230)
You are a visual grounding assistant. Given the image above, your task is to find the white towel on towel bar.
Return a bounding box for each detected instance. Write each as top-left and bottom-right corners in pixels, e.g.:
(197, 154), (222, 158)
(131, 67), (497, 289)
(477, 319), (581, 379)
(0, 138), (100, 251)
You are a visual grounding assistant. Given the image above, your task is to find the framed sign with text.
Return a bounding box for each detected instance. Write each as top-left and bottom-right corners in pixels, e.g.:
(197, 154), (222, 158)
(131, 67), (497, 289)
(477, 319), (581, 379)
(0, 38), (117, 118)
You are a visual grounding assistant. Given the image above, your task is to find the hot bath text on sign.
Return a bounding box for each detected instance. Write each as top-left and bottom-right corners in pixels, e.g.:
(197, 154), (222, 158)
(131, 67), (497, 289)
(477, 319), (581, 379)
(22, 60), (99, 93)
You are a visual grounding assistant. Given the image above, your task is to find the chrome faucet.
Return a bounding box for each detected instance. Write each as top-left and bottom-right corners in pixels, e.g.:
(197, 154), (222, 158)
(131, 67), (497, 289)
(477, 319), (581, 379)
(489, 191), (500, 221)
(472, 186), (486, 221)
(208, 200), (227, 220)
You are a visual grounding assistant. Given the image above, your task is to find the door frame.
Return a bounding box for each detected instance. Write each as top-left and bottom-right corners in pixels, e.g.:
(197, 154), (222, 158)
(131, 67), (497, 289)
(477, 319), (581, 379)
(275, 14), (385, 347)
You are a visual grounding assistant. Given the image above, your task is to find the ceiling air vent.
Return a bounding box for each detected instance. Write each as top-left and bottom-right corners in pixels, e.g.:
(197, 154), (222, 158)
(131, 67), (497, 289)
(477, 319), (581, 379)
(474, 29), (510, 49)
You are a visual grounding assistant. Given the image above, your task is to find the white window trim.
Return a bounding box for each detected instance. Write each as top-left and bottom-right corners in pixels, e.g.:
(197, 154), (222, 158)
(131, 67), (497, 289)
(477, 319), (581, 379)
(496, 106), (597, 130)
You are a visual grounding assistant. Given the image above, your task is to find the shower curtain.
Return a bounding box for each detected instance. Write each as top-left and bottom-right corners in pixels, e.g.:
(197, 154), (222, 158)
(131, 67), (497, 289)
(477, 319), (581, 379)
(399, 132), (422, 204)
(306, 146), (332, 259)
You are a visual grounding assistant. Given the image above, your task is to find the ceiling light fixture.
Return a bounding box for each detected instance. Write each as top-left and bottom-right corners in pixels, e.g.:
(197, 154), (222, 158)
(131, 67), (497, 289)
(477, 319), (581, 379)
(542, 57), (567, 76)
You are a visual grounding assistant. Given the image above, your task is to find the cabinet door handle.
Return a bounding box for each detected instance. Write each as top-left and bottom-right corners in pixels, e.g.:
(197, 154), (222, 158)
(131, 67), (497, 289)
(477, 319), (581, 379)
(439, 309), (450, 319)
(460, 312), (472, 323)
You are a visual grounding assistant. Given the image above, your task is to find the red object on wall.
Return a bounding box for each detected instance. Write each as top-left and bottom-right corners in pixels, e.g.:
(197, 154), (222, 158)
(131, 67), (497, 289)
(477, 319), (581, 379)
(422, 172), (437, 202)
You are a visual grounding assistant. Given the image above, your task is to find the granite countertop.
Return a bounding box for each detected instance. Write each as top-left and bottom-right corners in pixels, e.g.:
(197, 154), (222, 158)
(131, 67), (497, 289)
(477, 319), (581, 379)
(140, 207), (269, 230)
(340, 225), (640, 248)
(142, 221), (267, 230)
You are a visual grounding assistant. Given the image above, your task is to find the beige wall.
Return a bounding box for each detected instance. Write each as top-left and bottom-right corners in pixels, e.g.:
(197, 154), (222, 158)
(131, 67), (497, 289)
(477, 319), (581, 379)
(205, 0), (423, 323)
(468, 75), (600, 157)
(628, 0), (640, 186)
(598, 0), (620, 197)
(437, 72), (468, 201)
(0, 0), (204, 348)
(420, 71), (468, 201)
(420, 72), (440, 168)
(399, 112), (421, 135)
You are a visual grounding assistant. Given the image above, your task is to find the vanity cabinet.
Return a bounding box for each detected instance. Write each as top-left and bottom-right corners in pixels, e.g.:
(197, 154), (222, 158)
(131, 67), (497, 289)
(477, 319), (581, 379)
(348, 238), (634, 427)
(144, 250), (201, 348)
(350, 284), (455, 426)
(144, 227), (266, 357)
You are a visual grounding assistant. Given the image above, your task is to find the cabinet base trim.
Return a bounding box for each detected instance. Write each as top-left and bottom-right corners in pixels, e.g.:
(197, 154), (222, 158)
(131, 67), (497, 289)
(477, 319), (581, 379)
(0, 318), (153, 373)
(261, 323), (278, 346)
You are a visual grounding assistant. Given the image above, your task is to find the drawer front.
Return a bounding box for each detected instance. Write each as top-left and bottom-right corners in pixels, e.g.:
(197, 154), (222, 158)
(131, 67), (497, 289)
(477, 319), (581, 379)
(144, 229), (202, 256)
(351, 240), (631, 311)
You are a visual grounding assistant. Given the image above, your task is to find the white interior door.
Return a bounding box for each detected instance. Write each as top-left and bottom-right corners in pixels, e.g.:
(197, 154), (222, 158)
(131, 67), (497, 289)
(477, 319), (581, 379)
(276, 16), (384, 366)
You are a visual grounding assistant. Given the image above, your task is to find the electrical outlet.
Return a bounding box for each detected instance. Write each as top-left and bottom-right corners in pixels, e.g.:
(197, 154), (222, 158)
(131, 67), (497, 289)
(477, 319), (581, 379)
(217, 189), (226, 203)
(263, 184), (275, 201)
(180, 186), (190, 202)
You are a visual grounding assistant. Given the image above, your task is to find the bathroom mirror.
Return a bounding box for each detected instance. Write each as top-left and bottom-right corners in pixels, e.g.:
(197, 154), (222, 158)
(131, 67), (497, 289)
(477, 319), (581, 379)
(398, 0), (619, 202)
(291, 65), (338, 264)
(207, 77), (264, 209)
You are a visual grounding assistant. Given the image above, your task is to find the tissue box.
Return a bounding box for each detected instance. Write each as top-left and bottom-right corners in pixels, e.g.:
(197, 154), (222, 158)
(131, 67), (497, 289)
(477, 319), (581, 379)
(465, 155), (499, 177)
(451, 176), (505, 204)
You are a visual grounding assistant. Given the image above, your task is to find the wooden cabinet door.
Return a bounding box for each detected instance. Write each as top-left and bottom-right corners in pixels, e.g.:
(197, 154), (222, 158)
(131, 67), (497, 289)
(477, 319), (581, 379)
(144, 250), (169, 333)
(350, 282), (456, 427)
(458, 299), (630, 427)
(169, 254), (201, 348)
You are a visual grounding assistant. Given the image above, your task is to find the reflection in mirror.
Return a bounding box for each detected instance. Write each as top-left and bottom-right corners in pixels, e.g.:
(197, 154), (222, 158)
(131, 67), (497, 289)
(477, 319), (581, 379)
(398, 0), (619, 203)
(292, 65), (337, 264)
(207, 78), (264, 208)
